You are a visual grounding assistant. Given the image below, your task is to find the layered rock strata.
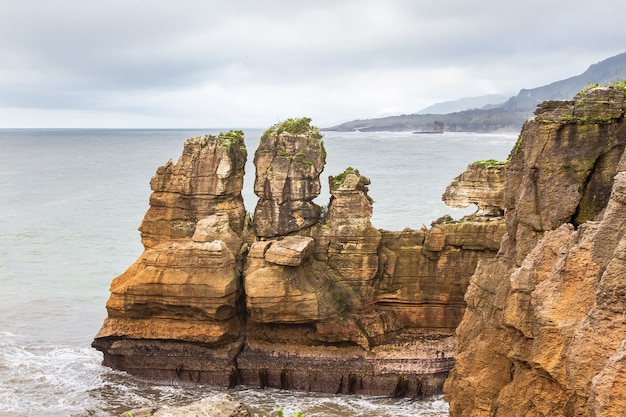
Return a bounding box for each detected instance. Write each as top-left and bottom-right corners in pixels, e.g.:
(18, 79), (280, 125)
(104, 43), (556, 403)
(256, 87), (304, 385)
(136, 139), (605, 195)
(93, 118), (506, 397)
(444, 86), (626, 416)
(139, 131), (248, 248)
(443, 161), (506, 217)
(252, 119), (326, 237)
(93, 133), (250, 381)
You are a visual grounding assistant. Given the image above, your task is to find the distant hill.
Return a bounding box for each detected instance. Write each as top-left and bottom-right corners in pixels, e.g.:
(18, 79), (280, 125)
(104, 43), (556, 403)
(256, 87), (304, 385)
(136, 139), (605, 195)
(501, 51), (626, 110)
(325, 107), (530, 133)
(326, 51), (626, 133)
(417, 93), (511, 114)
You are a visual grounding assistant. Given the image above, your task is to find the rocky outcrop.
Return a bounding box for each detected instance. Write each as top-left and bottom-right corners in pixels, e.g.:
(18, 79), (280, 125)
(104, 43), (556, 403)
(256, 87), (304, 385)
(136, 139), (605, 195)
(442, 161), (506, 216)
(310, 167), (381, 297)
(376, 221), (505, 331)
(93, 118), (506, 398)
(252, 119), (326, 237)
(444, 86), (626, 416)
(139, 131), (248, 248)
(93, 133), (249, 383)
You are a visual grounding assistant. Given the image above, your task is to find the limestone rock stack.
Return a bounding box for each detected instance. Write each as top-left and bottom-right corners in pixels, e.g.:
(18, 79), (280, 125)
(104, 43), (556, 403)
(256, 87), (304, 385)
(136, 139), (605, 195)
(313, 167), (381, 296)
(93, 132), (249, 383)
(252, 119), (325, 237)
(139, 132), (247, 248)
(93, 118), (506, 397)
(442, 161), (506, 217)
(444, 86), (626, 416)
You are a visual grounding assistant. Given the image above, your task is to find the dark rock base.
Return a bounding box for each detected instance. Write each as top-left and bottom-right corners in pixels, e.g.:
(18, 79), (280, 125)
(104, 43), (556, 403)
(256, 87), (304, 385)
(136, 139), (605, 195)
(93, 335), (454, 398)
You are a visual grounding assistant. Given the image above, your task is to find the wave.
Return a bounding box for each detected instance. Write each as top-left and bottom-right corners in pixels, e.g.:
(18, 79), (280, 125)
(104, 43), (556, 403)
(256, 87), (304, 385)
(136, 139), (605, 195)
(0, 337), (449, 417)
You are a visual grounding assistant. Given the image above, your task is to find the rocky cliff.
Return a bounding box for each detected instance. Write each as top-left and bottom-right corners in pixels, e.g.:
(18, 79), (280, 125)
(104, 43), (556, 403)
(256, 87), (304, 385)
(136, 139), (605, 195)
(93, 118), (506, 397)
(444, 86), (626, 416)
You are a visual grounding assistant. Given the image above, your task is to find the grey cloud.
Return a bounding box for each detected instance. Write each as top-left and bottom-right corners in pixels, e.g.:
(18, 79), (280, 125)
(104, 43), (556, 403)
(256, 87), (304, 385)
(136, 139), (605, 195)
(1, 0), (625, 127)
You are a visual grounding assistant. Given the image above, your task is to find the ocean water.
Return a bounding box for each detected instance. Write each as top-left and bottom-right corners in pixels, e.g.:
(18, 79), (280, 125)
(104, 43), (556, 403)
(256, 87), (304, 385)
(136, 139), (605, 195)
(0, 128), (517, 417)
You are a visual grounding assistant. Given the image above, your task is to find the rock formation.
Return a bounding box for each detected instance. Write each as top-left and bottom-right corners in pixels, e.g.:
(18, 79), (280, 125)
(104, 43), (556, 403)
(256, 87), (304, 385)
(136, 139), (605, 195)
(444, 86), (626, 416)
(139, 131), (248, 248)
(252, 119), (326, 237)
(93, 118), (506, 397)
(443, 160), (506, 217)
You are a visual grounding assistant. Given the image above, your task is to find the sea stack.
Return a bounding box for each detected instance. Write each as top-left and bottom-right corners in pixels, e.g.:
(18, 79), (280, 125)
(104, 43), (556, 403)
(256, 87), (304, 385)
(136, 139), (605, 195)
(93, 117), (505, 397)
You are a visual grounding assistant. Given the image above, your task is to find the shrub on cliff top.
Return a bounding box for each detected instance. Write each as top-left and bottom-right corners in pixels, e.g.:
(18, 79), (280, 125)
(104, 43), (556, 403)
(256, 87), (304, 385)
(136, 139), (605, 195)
(219, 130), (245, 148)
(577, 79), (626, 97)
(332, 166), (360, 186)
(610, 78), (626, 90)
(471, 159), (506, 167)
(262, 117), (322, 141)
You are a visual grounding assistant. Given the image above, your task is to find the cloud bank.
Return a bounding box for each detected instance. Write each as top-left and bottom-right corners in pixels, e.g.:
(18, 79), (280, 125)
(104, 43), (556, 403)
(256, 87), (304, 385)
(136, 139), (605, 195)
(1, 0), (624, 128)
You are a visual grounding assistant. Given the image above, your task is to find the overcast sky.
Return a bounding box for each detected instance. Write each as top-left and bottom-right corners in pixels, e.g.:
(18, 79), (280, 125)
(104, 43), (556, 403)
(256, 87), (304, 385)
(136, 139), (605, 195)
(0, 0), (624, 128)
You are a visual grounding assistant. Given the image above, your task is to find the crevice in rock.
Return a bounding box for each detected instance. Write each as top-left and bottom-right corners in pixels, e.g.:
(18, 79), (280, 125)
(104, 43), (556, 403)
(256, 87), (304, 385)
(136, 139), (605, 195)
(572, 143), (625, 228)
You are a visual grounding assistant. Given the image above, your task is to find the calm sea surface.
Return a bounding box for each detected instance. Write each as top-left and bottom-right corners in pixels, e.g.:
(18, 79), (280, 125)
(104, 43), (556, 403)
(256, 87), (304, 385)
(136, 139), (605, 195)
(0, 128), (517, 416)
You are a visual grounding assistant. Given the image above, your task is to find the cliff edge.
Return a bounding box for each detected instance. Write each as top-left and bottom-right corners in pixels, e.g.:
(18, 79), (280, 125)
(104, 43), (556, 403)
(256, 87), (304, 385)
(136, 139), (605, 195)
(444, 86), (626, 416)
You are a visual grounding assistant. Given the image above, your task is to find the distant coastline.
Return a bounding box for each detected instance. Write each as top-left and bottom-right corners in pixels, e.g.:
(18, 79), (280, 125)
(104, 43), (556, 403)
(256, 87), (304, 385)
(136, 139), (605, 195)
(325, 51), (626, 134)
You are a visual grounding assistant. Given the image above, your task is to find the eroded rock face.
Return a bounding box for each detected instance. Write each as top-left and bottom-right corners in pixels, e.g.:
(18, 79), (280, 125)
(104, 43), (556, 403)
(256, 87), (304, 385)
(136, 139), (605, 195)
(442, 161), (506, 216)
(139, 132), (247, 248)
(93, 119), (505, 397)
(93, 134), (249, 383)
(312, 168), (381, 296)
(376, 221), (505, 331)
(444, 86), (626, 417)
(252, 119), (325, 237)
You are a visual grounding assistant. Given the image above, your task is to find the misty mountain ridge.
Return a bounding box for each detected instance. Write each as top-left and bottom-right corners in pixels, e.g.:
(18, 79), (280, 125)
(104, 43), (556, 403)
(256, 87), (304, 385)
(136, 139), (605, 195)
(327, 51), (626, 132)
(502, 51), (626, 110)
(417, 93), (512, 114)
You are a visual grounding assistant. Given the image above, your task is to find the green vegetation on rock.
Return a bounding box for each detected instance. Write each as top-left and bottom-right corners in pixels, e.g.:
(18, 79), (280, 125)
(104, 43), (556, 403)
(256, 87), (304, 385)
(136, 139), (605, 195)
(472, 159), (507, 166)
(219, 130), (245, 148)
(332, 166), (360, 187)
(262, 117), (322, 140)
(611, 78), (626, 90)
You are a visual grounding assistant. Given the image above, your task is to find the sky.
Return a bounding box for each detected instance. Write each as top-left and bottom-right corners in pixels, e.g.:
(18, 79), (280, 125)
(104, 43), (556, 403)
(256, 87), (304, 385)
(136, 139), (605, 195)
(0, 0), (625, 129)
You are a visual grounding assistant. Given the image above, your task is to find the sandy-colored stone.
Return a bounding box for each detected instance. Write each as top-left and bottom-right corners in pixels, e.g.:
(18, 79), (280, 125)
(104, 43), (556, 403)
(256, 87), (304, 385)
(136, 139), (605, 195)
(263, 235), (315, 266)
(94, 121), (506, 397)
(139, 132), (247, 248)
(444, 86), (626, 417)
(442, 162), (506, 216)
(252, 119), (325, 237)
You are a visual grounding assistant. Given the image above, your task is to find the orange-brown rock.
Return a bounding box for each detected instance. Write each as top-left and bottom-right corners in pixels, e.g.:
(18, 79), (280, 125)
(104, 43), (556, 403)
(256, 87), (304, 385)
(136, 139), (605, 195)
(139, 132), (247, 248)
(442, 161), (506, 216)
(376, 220), (505, 331)
(310, 167), (381, 296)
(252, 118), (325, 237)
(93, 118), (506, 397)
(444, 86), (626, 417)
(244, 237), (345, 324)
(93, 134), (248, 383)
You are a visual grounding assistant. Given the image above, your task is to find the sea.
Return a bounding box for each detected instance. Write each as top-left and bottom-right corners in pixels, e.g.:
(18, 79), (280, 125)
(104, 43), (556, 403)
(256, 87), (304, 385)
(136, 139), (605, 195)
(0, 128), (518, 417)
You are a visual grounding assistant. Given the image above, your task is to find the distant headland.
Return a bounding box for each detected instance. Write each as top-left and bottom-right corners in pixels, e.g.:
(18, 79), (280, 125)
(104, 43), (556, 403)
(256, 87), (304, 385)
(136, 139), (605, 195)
(325, 51), (626, 133)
